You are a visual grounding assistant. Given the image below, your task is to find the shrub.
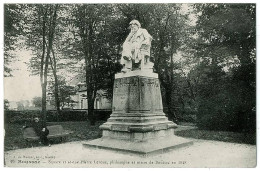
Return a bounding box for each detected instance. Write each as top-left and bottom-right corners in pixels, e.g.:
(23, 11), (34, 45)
(196, 92), (256, 133)
(4, 109), (112, 124)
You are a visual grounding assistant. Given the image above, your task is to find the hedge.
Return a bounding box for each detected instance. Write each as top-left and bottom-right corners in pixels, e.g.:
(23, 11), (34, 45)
(4, 109), (112, 124)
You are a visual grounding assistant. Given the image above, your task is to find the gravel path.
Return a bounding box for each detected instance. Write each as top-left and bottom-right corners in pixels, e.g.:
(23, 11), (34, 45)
(4, 138), (256, 168)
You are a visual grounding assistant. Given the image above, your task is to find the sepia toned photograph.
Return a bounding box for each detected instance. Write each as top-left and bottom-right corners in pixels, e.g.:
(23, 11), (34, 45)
(2, 1), (257, 168)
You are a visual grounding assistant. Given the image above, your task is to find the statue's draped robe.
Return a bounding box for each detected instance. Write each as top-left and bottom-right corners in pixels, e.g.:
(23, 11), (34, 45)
(121, 28), (152, 67)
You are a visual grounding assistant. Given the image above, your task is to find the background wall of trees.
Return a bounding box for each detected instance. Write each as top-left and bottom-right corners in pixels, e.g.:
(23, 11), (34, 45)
(4, 4), (256, 133)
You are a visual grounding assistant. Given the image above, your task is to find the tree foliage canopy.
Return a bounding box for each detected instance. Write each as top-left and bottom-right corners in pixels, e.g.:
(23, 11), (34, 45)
(4, 4), (256, 131)
(191, 4), (256, 132)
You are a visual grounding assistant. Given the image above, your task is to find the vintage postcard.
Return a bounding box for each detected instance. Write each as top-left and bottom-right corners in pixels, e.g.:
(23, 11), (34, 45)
(2, 0), (257, 168)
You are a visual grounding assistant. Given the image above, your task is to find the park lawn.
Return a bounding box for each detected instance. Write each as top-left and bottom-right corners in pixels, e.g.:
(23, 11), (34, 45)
(4, 121), (256, 151)
(175, 128), (256, 145)
(4, 121), (104, 151)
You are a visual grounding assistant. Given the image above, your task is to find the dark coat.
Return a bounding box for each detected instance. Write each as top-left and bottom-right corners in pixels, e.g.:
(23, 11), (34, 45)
(24, 120), (49, 136)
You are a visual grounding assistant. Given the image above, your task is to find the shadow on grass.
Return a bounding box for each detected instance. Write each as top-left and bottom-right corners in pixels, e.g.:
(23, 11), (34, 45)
(4, 121), (104, 151)
(175, 128), (256, 145)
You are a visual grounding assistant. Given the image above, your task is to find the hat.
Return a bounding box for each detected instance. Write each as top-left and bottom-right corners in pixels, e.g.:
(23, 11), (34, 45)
(34, 117), (40, 122)
(129, 20), (141, 28)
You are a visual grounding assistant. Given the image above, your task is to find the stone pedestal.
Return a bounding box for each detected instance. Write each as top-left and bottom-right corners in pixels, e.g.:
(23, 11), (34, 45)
(83, 70), (192, 156)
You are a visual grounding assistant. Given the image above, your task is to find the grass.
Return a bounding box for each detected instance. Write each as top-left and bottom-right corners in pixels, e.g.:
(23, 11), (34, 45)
(4, 121), (256, 151)
(175, 128), (256, 145)
(4, 121), (104, 151)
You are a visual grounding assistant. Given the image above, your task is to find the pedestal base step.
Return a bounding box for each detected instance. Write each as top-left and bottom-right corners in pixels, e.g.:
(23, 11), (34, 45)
(83, 136), (193, 157)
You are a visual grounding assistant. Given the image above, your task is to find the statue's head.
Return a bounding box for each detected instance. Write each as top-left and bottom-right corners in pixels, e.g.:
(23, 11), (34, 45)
(129, 20), (141, 33)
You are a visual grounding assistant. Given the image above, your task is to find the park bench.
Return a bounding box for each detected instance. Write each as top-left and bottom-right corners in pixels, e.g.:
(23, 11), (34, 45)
(22, 125), (73, 144)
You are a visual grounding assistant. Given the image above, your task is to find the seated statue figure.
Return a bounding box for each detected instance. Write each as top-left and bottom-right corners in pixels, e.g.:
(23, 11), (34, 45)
(121, 20), (153, 72)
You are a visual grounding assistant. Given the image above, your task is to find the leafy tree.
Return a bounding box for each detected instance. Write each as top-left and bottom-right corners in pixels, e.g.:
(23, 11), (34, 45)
(70, 4), (122, 125)
(4, 99), (10, 110)
(24, 4), (59, 126)
(7, 4), (255, 133)
(16, 101), (25, 111)
(32, 96), (42, 108)
(59, 84), (77, 109)
(192, 4), (256, 132)
(117, 4), (192, 122)
(4, 4), (24, 77)
(48, 76), (77, 109)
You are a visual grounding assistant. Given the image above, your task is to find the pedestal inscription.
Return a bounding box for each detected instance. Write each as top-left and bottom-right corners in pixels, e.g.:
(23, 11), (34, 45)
(113, 76), (162, 114)
(83, 71), (193, 156)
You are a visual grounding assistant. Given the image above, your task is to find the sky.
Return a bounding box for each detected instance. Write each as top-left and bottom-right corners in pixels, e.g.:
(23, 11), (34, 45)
(4, 50), (42, 102)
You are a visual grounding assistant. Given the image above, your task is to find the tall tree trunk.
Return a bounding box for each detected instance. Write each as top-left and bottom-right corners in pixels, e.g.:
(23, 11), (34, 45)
(86, 20), (96, 125)
(87, 97), (96, 125)
(42, 81), (47, 127)
(169, 47), (178, 123)
(165, 87), (172, 121)
(41, 5), (58, 127)
(40, 7), (47, 128)
(40, 7), (47, 86)
(165, 87), (177, 123)
(50, 47), (61, 119)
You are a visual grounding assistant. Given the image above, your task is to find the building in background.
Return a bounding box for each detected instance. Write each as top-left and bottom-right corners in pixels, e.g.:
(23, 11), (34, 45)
(72, 82), (112, 110)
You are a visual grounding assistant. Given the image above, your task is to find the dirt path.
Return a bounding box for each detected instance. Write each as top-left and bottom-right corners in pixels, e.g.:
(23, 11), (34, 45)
(4, 138), (256, 168)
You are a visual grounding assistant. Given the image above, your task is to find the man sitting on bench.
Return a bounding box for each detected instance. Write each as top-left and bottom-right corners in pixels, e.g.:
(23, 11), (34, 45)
(23, 117), (51, 147)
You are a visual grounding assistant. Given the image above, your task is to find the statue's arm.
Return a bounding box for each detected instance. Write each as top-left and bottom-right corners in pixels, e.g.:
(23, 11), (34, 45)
(141, 29), (152, 45)
(125, 31), (134, 42)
